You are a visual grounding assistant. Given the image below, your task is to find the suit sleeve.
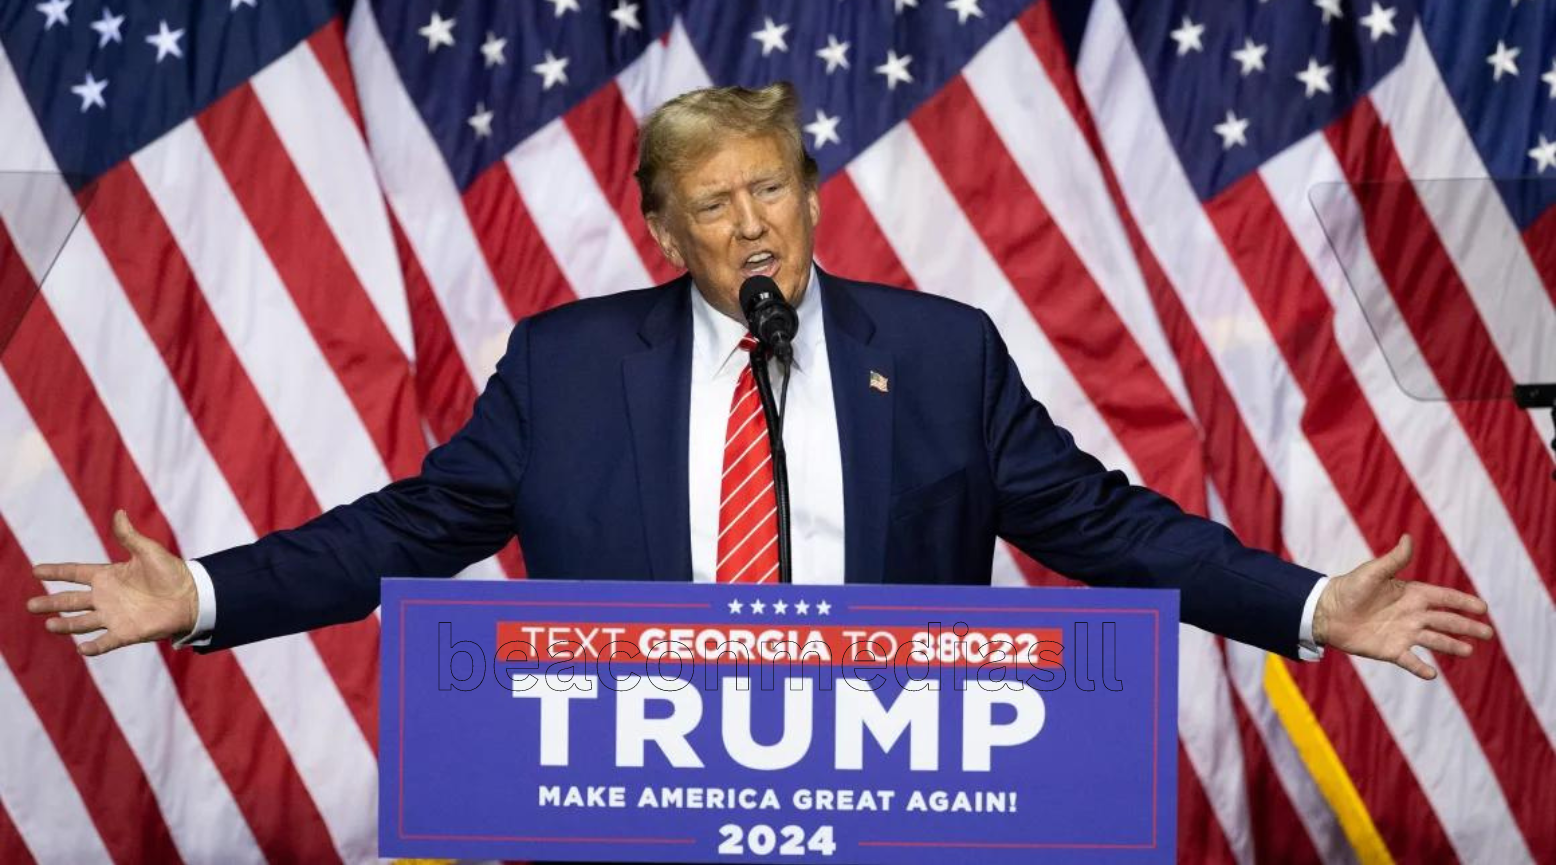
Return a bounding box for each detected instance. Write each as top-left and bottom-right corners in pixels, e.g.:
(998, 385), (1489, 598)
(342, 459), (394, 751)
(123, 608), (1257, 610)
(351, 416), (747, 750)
(978, 313), (1321, 657)
(193, 320), (534, 651)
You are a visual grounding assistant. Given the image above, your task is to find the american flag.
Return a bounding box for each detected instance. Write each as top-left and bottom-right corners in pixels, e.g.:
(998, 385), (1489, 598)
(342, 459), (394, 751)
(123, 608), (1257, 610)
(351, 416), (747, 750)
(1, 0), (1552, 861)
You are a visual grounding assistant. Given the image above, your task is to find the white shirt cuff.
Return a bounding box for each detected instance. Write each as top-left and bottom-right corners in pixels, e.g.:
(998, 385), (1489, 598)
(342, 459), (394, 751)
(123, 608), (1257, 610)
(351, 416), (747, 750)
(1297, 575), (1330, 661)
(172, 559), (216, 649)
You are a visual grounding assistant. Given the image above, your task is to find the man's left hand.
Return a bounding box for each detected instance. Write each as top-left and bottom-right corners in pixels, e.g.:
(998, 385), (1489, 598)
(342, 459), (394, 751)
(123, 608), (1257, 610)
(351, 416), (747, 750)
(1314, 534), (1493, 680)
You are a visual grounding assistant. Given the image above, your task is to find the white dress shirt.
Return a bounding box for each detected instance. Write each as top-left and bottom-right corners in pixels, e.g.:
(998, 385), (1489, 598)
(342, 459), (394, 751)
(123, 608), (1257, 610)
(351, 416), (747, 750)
(688, 267), (846, 584)
(182, 264), (1323, 656)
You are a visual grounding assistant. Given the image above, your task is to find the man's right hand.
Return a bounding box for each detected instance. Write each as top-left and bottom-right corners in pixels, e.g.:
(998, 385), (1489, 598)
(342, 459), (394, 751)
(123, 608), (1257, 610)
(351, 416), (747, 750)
(26, 510), (197, 657)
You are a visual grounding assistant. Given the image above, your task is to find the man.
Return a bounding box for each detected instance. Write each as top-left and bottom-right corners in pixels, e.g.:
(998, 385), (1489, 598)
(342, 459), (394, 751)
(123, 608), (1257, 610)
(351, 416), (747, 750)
(28, 83), (1491, 678)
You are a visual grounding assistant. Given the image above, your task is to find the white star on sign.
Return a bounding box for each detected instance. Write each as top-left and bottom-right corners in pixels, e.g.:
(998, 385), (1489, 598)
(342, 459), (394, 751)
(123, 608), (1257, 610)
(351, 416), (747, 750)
(750, 599), (766, 614)
(1231, 38), (1267, 76)
(1543, 59), (1556, 98)
(533, 50), (569, 90)
(815, 600), (831, 615)
(467, 101), (494, 138)
(894, 0), (918, 12)
(90, 8), (124, 47)
(773, 600), (789, 614)
(751, 17), (790, 56)
(1169, 16), (1204, 56)
(1314, 0), (1344, 23)
(817, 34), (850, 74)
(727, 599), (744, 614)
(1530, 134), (1556, 173)
(875, 49), (913, 90)
(1213, 110), (1249, 149)
(481, 32), (506, 67)
(1296, 57), (1334, 97)
(1358, 3), (1398, 41)
(70, 71), (107, 112)
(145, 20), (185, 62)
(36, 0), (70, 30)
(805, 109), (841, 148)
(610, 0), (642, 32)
(946, 0), (983, 25)
(1487, 40), (1520, 82)
(418, 12), (455, 52)
(794, 600), (810, 615)
(545, 0), (580, 16)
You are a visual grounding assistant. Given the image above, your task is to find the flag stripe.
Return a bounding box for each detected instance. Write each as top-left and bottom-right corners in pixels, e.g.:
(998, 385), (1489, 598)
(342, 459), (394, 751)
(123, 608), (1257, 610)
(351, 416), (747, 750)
(463, 163), (579, 322)
(0, 517), (184, 864)
(0, 793), (33, 865)
(0, 653), (114, 863)
(563, 80), (680, 283)
(814, 173), (917, 289)
(194, 83), (423, 482)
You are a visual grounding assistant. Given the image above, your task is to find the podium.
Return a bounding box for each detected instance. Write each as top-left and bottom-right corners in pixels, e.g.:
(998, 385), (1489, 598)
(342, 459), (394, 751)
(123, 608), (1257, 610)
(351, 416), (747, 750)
(380, 579), (1178, 863)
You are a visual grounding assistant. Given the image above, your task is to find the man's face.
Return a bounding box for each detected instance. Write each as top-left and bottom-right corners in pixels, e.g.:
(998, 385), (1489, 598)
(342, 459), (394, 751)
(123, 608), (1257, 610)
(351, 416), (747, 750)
(647, 133), (820, 322)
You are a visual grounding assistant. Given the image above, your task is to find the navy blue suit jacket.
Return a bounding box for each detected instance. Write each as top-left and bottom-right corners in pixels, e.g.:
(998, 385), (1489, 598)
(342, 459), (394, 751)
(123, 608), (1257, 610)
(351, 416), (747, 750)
(197, 270), (1321, 656)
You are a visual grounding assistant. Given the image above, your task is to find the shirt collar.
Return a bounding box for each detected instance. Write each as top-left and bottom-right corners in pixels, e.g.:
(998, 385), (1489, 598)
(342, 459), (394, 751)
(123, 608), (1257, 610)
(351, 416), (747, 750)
(691, 264), (823, 380)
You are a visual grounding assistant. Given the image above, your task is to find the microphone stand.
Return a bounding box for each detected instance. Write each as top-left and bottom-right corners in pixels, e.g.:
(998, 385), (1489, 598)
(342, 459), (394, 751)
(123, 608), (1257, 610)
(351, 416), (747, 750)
(748, 344), (793, 583)
(1512, 383), (1556, 481)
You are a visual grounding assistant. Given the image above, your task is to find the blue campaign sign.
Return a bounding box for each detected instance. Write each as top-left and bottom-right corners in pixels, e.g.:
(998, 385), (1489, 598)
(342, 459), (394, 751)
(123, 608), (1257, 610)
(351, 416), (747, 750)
(380, 579), (1178, 863)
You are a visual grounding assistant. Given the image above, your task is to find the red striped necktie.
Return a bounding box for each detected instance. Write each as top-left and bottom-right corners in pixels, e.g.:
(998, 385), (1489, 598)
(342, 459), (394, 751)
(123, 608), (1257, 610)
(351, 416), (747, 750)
(716, 335), (781, 583)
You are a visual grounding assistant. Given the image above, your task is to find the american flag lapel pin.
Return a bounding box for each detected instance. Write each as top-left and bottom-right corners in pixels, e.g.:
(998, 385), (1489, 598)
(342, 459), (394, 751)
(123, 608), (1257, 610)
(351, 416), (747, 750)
(869, 370), (889, 393)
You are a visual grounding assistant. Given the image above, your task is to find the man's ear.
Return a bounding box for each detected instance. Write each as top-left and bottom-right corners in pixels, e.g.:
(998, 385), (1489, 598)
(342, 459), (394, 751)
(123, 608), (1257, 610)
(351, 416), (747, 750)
(645, 214), (685, 269)
(806, 186), (820, 227)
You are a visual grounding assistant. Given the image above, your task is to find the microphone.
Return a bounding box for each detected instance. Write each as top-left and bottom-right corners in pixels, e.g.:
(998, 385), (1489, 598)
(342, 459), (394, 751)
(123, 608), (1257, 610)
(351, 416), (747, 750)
(739, 275), (798, 363)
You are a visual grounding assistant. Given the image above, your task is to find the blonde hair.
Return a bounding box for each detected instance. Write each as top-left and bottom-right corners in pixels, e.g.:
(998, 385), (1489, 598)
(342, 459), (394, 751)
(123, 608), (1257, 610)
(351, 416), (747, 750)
(635, 81), (819, 217)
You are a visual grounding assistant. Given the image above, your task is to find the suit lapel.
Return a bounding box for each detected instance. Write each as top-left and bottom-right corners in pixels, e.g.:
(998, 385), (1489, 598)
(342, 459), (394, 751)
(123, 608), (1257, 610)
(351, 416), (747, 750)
(820, 270), (894, 585)
(623, 279), (694, 582)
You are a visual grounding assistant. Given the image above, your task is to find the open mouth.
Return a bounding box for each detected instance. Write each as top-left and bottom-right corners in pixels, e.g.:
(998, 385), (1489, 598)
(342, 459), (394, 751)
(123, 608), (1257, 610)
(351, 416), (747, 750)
(740, 251), (779, 279)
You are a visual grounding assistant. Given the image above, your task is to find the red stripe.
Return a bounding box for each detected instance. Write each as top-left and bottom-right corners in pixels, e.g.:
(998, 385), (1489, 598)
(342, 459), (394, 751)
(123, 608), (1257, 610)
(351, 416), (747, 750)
(83, 163), (379, 750)
(0, 520), (184, 864)
(1520, 200), (1556, 310)
(0, 796), (33, 865)
(1327, 101), (1556, 597)
(196, 82), (425, 480)
(1, 302), (343, 864)
(464, 163), (577, 322)
(0, 216), (36, 355)
(911, 75), (1207, 514)
(1177, 742), (1238, 865)
(1208, 171), (1556, 859)
(564, 81), (681, 283)
(815, 173), (917, 290)
(306, 20), (366, 136)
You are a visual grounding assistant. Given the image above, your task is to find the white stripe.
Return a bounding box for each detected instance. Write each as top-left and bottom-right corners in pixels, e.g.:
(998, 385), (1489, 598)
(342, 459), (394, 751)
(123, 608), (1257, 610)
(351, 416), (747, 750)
(347, 1), (514, 379)
(132, 121), (390, 510)
(846, 125), (1142, 482)
(1369, 27), (1556, 396)
(0, 373), (264, 864)
(252, 40), (415, 361)
(963, 26), (1195, 416)
(616, 17), (717, 121)
(723, 402), (767, 454)
(506, 119), (653, 297)
(1262, 133), (1556, 746)
(0, 655), (113, 863)
(722, 425), (768, 478)
(1079, 3), (1533, 859)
